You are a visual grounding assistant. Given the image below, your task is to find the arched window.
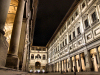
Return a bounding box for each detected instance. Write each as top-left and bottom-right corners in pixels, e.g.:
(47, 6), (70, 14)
(43, 55), (45, 60)
(31, 54), (34, 59)
(35, 54), (41, 59)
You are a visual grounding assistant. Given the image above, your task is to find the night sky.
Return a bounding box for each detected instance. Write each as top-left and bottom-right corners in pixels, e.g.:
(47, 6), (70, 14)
(33, 0), (74, 46)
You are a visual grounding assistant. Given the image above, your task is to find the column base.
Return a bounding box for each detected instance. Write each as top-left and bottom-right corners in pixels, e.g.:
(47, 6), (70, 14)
(98, 67), (100, 72)
(0, 33), (8, 67)
(86, 67), (91, 72)
(98, 63), (100, 72)
(6, 55), (19, 70)
(79, 68), (83, 72)
(68, 68), (72, 72)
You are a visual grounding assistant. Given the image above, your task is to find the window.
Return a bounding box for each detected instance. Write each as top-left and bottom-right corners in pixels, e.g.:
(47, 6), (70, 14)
(32, 47), (34, 50)
(73, 31), (75, 38)
(43, 48), (46, 51)
(63, 41), (64, 47)
(91, 12), (97, 22)
(82, 2), (85, 8)
(65, 39), (67, 45)
(36, 47), (41, 51)
(69, 35), (71, 41)
(67, 21), (70, 26)
(56, 48), (57, 52)
(87, 0), (91, 2)
(84, 19), (89, 28)
(43, 55), (45, 60)
(75, 11), (78, 16)
(87, 34), (91, 40)
(60, 44), (62, 49)
(35, 54), (41, 59)
(58, 46), (59, 51)
(77, 27), (80, 34)
(64, 25), (66, 30)
(72, 17), (74, 21)
(31, 54), (34, 59)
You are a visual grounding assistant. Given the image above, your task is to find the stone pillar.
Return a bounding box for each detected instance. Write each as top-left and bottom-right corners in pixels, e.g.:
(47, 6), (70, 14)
(66, 59), (67, 72)
(63, 60), (64, 72)
(74, 56), (76, 72)
(84, 50), (92, 71)
(6, 0), (25, 69)
(79, 54), (82, 72)
(58, 62), (59, 72)
(52, 64), (53, 72)
(0, 0), (11, 67)
(95, 47), (100, 71)
(68, 57), (72, 72)
(62, 60), (63, 72)
(61, 61), (62, 73)
(56, 63), (57, 72)
(53, 64), (55, 72)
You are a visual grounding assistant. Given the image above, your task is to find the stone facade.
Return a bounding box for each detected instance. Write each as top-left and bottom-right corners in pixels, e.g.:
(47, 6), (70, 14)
(29, 46), (47, 72)
(47, 0), (100, 73)
(0, 0), (38, 72)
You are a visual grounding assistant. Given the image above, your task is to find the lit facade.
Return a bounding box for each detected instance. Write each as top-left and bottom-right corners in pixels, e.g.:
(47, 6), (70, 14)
(47, 0), (100, 72)
(29, 46), (47, 72)
(0, 0), (38, 72)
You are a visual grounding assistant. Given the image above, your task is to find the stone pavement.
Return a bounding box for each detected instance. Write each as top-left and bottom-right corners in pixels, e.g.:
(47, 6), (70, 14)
(0, 67), (100, 75)
(0, 71), (100, 75)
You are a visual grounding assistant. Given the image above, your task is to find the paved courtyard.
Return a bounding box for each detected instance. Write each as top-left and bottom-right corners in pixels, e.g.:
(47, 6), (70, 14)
(0, 68), (100, 75)
(0, 70), (100, 75)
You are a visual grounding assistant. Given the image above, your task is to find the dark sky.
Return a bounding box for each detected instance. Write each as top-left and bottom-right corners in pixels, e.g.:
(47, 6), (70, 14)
(33, 0), (74, 46)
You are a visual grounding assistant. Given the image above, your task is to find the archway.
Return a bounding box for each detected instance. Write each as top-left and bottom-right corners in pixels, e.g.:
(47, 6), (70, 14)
(35, 62), (41, 70)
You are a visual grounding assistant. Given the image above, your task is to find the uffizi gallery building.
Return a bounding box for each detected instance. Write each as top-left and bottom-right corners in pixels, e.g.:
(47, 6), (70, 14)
(0, 0), (100, 74)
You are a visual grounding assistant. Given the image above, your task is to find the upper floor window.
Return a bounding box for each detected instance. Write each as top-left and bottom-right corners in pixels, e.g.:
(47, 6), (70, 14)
(72, 17), (74, 21)
(35, 54), (41, 59)
(69, 35), (71, 42)
(56, 48), (57, 52)
(43, 48), (46, 51)
(87, 0), (91, 2)
(43, 55), (46, 60)
(84, 19), (89, 28)
(82, 2), (85, 8)
(58, 46), (59, 51)
(75, 11), (78, 16)
(73, 31), (75, 38)
(36, 47), (41, 51)
(31, 54), (34, 59)
(77, 27), (81, 34)
(91, 12), (97, 22)
(67, 21), (70, 26)
(60, 44), (62, 49)
(63, 41), (64, 47)
(65, 39), (67, 45)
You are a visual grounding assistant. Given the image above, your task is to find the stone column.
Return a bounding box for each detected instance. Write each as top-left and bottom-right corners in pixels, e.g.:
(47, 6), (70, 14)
(62, 60), (63, 72)
(68, 57), (72, 72)
(61, 61), (62, 73)
(79, 54), (82, 72)
(0, 0), (11, 67)
(52, 64), (53, 72)
(84, 50), (92, 71)
(95, 47), (100, 71)
(66, 59), (67, 72)
(6, 0), (25, 69)
(53, 64), (55, 72)
(74, 56), (76, 72)
(58, 62), (59, 72)
(63, 60), (64, 72)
